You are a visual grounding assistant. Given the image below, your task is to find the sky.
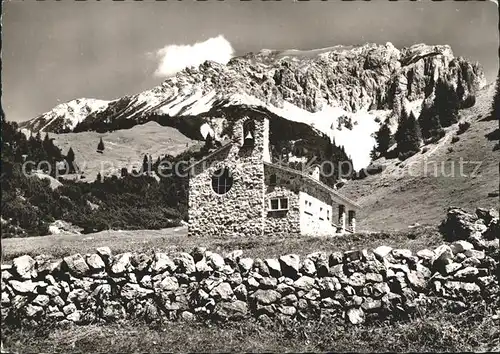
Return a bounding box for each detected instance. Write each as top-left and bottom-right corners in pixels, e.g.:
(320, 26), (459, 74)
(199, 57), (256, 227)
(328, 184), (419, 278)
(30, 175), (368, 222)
(2, 0), (499, 122)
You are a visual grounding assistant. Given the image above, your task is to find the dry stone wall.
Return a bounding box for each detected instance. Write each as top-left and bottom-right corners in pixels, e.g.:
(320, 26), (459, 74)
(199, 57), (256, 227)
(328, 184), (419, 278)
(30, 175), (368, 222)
(1, 208), (498, 329)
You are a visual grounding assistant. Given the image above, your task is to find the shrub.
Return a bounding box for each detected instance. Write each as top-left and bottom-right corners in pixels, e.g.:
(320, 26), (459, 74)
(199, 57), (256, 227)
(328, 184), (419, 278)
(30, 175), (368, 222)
(461, 95), (476, 109)
(457, 121), (471, 135)
(451, 136), (460, 144)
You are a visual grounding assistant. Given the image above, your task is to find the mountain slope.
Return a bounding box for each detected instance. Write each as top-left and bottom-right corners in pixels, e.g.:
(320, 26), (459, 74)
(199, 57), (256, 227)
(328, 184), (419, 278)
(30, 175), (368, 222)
(51, 121), (199, 181)
(21, 42), (486, 170)
(341, 83), (498, 231)
(21, 98), (112, 133)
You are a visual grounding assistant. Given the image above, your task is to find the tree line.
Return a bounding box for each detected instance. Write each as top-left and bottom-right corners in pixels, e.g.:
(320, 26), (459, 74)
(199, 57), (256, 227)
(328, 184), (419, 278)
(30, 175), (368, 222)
(372, 78), (475, 161)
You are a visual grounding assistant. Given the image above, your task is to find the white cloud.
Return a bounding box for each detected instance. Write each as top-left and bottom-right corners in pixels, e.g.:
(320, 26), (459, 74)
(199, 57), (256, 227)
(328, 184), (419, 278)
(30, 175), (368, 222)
(153, 35), (234, 78)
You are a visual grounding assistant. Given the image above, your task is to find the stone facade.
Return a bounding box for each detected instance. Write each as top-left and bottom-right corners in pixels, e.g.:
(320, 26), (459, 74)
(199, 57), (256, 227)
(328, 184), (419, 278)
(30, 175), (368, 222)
(187, 112), (360, 238)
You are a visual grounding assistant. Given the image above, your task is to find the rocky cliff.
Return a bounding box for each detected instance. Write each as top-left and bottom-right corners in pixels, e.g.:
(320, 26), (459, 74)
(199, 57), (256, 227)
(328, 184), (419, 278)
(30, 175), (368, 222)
(21, 42), (486, 169)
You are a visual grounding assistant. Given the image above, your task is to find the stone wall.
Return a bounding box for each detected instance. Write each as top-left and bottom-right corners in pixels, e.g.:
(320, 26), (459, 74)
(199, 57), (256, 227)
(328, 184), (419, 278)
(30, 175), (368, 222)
(2, 208), (498, 329)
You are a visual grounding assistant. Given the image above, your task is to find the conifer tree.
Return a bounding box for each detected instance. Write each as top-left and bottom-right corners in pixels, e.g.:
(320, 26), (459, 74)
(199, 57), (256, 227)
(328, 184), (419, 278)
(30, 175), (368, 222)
(375, 123), (393, 155)
(435, 78), (459, 127)
(396, 110), (422, 159)
(66, 147), (76, 173)
(418, 102), (444, 140)
(97, 137), (105, 152)
(142, 154), (150, 174)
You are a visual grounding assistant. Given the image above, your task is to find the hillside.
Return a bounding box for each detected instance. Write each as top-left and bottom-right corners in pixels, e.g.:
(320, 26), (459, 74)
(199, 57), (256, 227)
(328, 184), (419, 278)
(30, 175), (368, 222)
(342, 83), (499, 231)
(51, 121), (200, 181)
(20, 42), (486, 170)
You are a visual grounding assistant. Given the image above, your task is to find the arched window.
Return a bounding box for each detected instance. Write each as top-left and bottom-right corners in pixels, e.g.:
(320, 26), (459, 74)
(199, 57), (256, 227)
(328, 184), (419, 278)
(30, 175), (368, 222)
(243, 120), (255, 147)
(211, 167), (233, 195)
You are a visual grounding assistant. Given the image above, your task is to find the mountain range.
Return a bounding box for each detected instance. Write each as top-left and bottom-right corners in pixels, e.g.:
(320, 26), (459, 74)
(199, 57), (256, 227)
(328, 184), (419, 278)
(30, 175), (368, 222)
(20, 42), (487, 170)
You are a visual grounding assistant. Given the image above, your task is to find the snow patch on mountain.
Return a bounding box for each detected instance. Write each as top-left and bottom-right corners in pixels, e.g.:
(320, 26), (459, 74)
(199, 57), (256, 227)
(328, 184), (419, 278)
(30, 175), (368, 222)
(24, 98), (112, 132)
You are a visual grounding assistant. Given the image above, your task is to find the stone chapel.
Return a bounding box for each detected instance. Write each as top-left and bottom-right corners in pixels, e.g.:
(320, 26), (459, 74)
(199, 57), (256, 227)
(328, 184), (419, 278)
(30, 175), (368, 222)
(187, 110), (360, 238)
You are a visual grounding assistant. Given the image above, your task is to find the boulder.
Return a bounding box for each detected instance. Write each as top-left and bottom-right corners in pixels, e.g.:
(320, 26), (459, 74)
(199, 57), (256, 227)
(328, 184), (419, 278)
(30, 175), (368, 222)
(101, 301), (126, 322)
(329, 251), (343, 266)
(151, 253), (176, 274)
(259, 277), (277, 290)
(265, 258), (282, 277)
(416, 249), (435, 261)
(238, 258), (254, 274)
(293, 276), (316, 291)
(96, 247), (112, 261)
(32, 294), (50, 307)
(348, 272), (366, 287)
(253, 259), (270, 276)
(454, 267), (479, 279)
(373, 246), (393, 261)
(110, 253), (132, 275)
(121, 283), (153, 300)
(159, 276), (179, 292)
(224, 250), (243, 267)
(450, 240), (474, 254)
(475, 207), (498, 225)
(440, 207), (477, 241)
(464, 249), (485, 260)
(234, 284), (248, 300)
(9, 280), (37, 294)
(391, 249), (412, 259)
(209, 282), (233, 301)
(206, 251), (225, 271)
(432, 245), (454, 268)
(301, 259), (317, 276)
(407, 271), (427, 291)
(279, 254), (301, 278)
(366, 273), (383, 283)
(67, 289), (89, 304)
(174, 253), (196, 274)
(251, 289), (281, 305)
(86, 254), (105, 271)
(24, 304), (43, 318)
(64, 254), (91, 276)
(346, 307), (365, 324)
(12, 255), (36, 279)
(444, 262), (462, 275)
(130, 253), (152, 272)
(191, 246), (207, 263)
(214, 300), (248, 321)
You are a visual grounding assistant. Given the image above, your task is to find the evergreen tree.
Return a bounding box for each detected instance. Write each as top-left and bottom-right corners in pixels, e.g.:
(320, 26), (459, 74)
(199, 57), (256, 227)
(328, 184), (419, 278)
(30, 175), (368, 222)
(66, 147), (76, 173)
(375, 123), (393, 154)
(418, 102), (444, 140)
(396, 111), (422, 159)
(96, 172), (103, 183)
(204, 134), (214, 151)
(370, 146), (378, 161)
(435, 78), (459, 127)
(97, 137), (105, 152)
(142, 154), (150, 174)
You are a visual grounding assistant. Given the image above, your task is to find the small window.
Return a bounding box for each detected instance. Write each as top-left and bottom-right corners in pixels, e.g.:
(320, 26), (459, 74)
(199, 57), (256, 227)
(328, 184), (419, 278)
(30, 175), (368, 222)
(269, 174), (277, 186)
(269, 197), (289, 211)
